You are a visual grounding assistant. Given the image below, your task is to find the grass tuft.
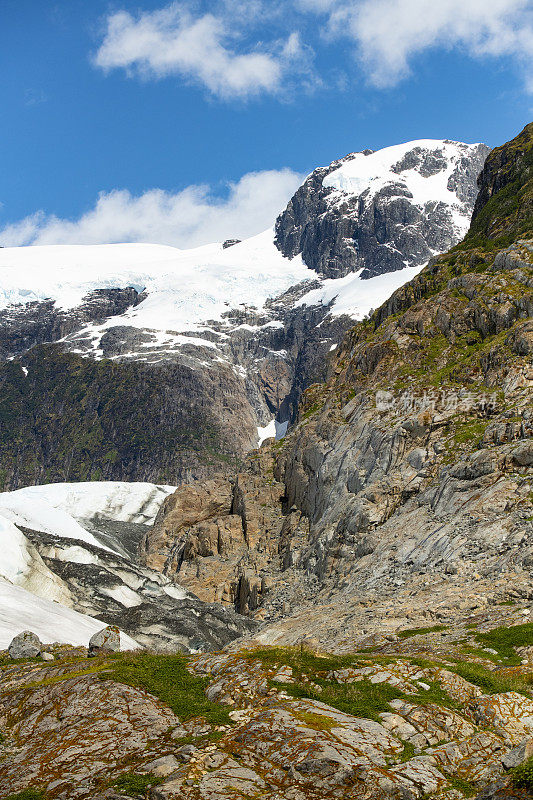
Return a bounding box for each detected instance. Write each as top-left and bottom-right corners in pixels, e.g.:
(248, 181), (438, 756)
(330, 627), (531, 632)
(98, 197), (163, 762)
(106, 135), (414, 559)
(510, 754), (533, 790)
(396, 625), (449, 639)
(474, 622), (533, 663)
(100, 651), (231, 725)
(451, 661), (533, 696)
(111, 772), (164, 796)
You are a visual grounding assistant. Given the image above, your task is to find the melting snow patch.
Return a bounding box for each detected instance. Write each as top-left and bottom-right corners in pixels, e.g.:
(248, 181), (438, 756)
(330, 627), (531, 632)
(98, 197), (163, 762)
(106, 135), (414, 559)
(275, 420), (289, 439)
(296, 265), (424, 320)
(163, 584), (189, 601)
(257, 418), (288, 446)
(0, 481), (176, 527)
(53, 546), (99, 566)
(0, 492), (118, 555)
(0, 579), (139, 650)
(101, 585), (143, 608)
(257, 419), (277, 446)
(0, 517), (34, 584)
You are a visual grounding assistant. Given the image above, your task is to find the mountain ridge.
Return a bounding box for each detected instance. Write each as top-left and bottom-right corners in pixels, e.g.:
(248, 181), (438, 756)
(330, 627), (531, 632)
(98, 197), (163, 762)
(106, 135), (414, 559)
(0, 138), (489, 490)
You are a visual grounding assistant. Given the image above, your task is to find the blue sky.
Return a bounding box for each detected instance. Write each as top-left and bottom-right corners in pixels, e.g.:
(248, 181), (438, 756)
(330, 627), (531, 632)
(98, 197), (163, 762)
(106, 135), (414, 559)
(1, 0), (532, 247)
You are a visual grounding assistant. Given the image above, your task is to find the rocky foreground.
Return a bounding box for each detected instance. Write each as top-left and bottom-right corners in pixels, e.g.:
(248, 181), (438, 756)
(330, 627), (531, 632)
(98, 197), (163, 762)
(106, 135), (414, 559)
(2, 618), (533, 799)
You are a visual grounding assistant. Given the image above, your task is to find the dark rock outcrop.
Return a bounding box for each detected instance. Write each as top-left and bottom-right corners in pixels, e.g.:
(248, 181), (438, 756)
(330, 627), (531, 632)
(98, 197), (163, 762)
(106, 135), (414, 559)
(275, 141), (489, 279)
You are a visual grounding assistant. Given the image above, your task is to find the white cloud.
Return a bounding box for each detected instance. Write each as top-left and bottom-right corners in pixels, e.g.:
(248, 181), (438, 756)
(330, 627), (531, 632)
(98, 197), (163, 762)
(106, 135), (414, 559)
(323, 0), (533, 89)
(0, 169), (303, 248)
(94, 3), (314, 99)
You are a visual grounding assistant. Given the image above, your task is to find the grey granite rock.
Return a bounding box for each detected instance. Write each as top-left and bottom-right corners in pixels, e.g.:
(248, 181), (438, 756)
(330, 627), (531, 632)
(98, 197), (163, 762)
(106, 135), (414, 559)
(8, 630), (42, 659)
(88, 625), (121, 657)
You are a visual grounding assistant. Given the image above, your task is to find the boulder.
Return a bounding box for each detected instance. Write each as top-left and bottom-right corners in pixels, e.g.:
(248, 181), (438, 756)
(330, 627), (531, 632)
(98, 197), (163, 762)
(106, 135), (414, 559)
(8, 630), (42, 659)
(88, 625), (121, 657)
(41, 651), (55, 662)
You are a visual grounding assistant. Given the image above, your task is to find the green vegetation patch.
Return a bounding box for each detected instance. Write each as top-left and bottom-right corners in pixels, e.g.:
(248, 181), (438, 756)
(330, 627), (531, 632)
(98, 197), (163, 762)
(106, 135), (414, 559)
(100, 651), (232, 725)
(246, 646), (458, 721)
(451, 661), (533, 696)
(111, 772), (164, 796)
(286, 677), (405, 722)
(510, 754), (533, 790)
(451, 420), (487, 447)
(245, 645), (364, 675)
(4, 791), (47, 800)
(397, 625), (449, 639)
(398, 741), (416, 762)
(442, 773), (477, 797)
(475, 622), (533, 663)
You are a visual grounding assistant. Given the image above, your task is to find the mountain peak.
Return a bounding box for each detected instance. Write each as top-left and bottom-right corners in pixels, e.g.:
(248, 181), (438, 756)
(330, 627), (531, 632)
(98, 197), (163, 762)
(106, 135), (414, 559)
(275, 138), (490, 279)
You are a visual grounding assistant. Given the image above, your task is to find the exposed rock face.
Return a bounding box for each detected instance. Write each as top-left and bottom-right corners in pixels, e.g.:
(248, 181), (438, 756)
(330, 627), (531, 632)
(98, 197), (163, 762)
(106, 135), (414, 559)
(275, 141), (489, 279)
(141, 452), (293, 614)
(142, 127), (532, 651)
(8, 630), (42, 659)
(0, 288), (142, 361)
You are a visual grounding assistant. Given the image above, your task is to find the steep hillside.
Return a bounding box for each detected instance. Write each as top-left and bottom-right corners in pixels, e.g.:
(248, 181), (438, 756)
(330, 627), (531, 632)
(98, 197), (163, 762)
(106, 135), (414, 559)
(143, 124), (532, 643)
(0, 140), (487, 489)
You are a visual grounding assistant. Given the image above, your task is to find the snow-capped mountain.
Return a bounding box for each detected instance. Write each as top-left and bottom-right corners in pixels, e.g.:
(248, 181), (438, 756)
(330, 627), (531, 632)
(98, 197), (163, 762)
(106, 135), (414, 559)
(0, 480), (254, 651)
(275, 139), (489, 279)
(0, 139), (489, 491)
(0, 138), (490, 652)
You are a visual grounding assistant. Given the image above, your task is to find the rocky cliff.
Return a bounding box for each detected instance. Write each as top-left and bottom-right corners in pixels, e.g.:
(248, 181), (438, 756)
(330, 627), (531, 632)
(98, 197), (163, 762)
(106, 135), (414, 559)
(275, 140), (489, 278)
(143, 124), (532, 646)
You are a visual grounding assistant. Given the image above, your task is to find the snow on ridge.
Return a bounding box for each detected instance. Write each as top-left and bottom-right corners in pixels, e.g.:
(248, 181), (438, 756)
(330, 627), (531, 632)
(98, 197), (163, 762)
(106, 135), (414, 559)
(323, 139), (481, 226)
(0, 230), (312, 328)
(296, 264), (425, 320)
(0, 579), (139, 650)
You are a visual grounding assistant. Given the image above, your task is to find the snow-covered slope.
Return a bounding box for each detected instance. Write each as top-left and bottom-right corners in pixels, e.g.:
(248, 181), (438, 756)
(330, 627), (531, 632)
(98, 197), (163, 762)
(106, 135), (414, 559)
(0, 579), (139, 650)
(0, 230), (311, 344)
(0, 481), (175, 526)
